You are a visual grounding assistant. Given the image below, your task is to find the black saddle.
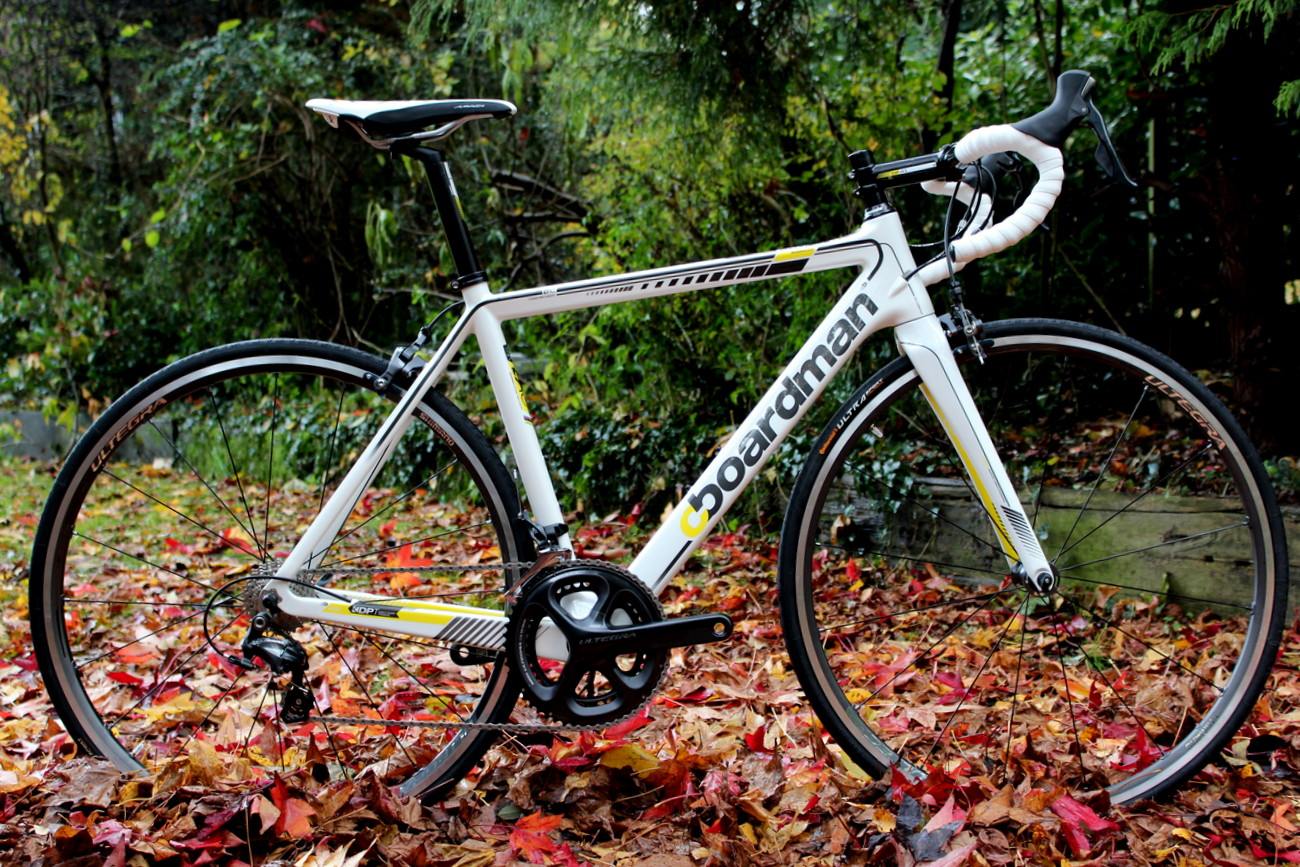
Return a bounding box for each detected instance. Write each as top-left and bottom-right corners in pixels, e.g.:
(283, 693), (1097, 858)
(306, 97), (516, 142)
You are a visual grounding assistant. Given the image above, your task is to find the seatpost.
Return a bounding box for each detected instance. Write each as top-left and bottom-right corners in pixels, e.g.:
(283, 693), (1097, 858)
(398, 144), (486, 289)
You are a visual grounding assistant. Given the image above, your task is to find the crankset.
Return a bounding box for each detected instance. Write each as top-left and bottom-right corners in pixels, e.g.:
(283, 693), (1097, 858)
(508, 562), (732, 725)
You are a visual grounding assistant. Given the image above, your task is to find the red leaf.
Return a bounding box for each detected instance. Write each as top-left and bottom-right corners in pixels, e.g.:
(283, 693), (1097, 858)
(219, 527), (256, 556)
(552, 755), (592, 772)
(277, 797), (315, 839)
(1050, 794), (1119, 833)
(107, 671), (143, 686)
(1059, 820), (1091, 858)
(113, 650), (156, 664)
(510, 811), (564, 863)
(1050, 793), (1119, 857)
(269, 777), (316, 839)
(207, 649), (243, 680)
(604, 710), (652, 739)
(744, 724), (769, 752)
(925, 842), (978, 867)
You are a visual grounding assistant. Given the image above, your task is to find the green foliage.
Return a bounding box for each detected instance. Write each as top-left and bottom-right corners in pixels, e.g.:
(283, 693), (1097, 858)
(2, 0), (1295, 516)
(1130, 0), (1300, 117)
(0, 3), (471, 414)
(0, 274), (111, 422)
(414, 0), (809, 128)
(1279, 79), (1300, 116)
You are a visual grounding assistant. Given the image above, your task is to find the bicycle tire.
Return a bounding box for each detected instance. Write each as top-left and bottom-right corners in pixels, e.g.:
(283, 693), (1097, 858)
(779, 318), (1287, 804)
(31, 339), (534, 801)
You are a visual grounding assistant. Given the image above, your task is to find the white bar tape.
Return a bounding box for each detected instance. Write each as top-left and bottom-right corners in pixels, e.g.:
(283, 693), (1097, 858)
(915, 125), (1064, 287)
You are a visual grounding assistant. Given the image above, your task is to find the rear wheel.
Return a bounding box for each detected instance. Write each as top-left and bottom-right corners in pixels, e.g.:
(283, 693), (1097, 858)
(31, 339), (533, 800)
(779, 319), (1287, 804)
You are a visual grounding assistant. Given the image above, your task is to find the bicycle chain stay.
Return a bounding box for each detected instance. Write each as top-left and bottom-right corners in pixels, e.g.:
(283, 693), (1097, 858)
(296, 557), (648, 733)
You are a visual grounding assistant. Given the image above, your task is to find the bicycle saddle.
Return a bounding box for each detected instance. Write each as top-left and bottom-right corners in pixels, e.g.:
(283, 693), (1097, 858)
(306, 97), (516, 142)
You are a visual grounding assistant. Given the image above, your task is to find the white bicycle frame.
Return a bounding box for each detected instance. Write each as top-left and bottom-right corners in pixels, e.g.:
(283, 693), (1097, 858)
(261, 180), (1057, 661)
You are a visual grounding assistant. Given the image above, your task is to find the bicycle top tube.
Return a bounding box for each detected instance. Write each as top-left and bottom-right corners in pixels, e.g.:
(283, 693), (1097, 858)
(282, 69), (1132, 607)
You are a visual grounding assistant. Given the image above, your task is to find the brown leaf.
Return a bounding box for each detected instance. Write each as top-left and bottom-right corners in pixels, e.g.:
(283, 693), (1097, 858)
(45, 757), (122, 809)
(256, 794), (281, 835)
(622, 856), (695, 867)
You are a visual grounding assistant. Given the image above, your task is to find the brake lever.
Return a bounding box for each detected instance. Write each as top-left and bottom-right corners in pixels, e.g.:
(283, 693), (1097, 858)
(1084, 100), (1138, 188)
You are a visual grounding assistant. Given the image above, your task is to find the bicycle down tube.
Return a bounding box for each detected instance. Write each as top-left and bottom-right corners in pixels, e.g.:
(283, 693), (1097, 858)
(266, 203), (1055, 656)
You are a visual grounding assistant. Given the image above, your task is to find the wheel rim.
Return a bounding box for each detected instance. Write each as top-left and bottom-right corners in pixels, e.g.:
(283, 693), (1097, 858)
(791, 325), (1281, 802)
(34, 343), (524, 797)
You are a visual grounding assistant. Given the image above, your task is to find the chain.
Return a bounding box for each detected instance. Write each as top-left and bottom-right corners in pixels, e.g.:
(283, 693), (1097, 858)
(306, 714), (601, 733)
(299, 561), (533, 577)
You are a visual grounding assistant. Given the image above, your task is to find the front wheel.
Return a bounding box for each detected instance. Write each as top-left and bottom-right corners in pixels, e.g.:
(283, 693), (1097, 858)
(31, 339), (534, 801)
(779, 319), (1287, 804)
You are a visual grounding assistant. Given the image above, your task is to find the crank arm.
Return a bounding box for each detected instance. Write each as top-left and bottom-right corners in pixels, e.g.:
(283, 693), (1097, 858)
(569, 613), (733, 656)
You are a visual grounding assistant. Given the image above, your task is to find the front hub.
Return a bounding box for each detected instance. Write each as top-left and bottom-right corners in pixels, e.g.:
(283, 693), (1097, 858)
(1016, 563), (1060, 594)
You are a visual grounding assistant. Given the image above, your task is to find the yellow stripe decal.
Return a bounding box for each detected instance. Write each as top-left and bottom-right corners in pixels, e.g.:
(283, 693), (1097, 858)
(773, 247), (815, 262)
(323, 601), (504, 625)
(920, 384), (1019, 560)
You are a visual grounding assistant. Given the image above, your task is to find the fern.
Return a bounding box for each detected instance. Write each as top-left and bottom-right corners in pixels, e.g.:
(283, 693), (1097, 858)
(1129, 0), (1300, 117)
(1276, 78), (1300, 115)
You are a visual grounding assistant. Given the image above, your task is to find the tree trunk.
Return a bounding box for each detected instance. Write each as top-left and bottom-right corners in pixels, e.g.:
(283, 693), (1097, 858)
(1201, 30), (1297, 454)
(92, 21), (123, 188)
(0, 198), (32, 281)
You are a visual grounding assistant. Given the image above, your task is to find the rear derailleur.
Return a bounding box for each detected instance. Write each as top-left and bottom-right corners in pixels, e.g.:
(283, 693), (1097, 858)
(227, 590), (314, 724)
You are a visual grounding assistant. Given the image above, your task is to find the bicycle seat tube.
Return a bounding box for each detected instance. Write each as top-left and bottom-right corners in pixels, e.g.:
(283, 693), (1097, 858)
(403, 143), (573, 549)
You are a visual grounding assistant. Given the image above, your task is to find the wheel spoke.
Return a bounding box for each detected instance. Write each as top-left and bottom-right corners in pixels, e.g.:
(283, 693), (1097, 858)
(816, 541), (1009, 581)
(98, 472), (262, 561)
(35, 344), (527, 801)
(146, 416), (264, 559)
(1053, 385), (1151, 558)
(817, 588), (1007, 635)
(921, 589), (1025, 770)
(840, 460), (1006, 559)
(1051, 443), (1216, 564)
(313, 457), (466, 567)
(787, 324), (1281, 804)
(208, 388), (270, 560)
(1058, 572), (1251, 612)
(74, 606), (210, 670)
(849, 587), (1006, 714)
(1059, 521), (1251, 574)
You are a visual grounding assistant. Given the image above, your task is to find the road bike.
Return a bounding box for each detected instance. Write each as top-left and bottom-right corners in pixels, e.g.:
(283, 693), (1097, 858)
(30, 70), (1288, 806)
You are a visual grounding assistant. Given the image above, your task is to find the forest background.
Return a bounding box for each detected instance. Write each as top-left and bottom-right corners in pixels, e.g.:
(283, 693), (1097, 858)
(1, 0), (1298, 521)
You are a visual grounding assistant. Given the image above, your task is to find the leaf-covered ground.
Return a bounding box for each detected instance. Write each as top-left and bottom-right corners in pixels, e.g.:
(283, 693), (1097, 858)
(2, 458), (1300, 866)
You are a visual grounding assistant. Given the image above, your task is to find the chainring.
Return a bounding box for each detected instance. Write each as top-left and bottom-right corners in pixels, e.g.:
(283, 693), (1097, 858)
(508, 561), (666, 726)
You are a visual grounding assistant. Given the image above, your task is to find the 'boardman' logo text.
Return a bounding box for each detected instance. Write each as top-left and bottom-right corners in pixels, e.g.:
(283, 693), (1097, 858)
(680, 291), (879, 537)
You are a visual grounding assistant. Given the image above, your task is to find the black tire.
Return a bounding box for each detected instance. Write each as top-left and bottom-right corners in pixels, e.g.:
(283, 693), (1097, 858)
(779, 319), (1287, 804)
(31, 339), (534, 801)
